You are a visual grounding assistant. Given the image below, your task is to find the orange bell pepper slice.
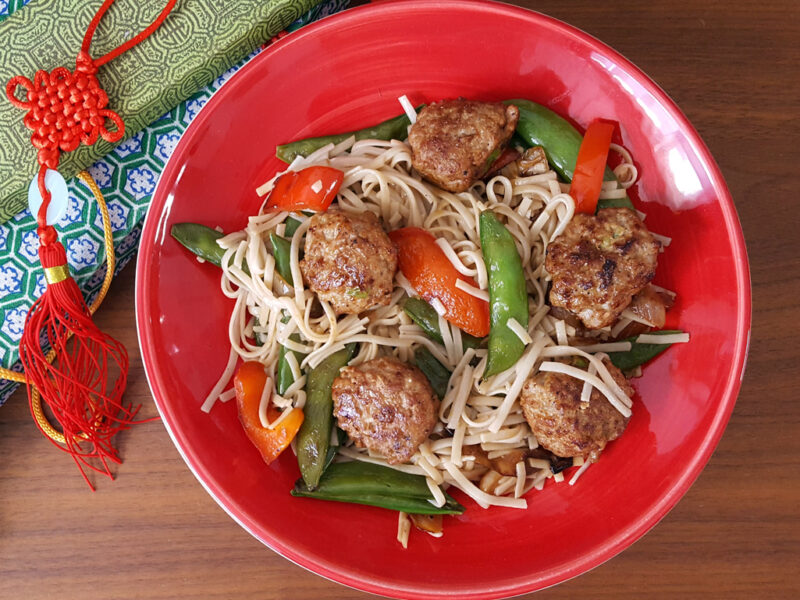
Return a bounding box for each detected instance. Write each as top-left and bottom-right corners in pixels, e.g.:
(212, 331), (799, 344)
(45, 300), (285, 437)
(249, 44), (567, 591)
(570, 120), (616, 214)
(265, 166), (344, 212)
(389, 227), (490, 338)
(234, 361), (304, 465)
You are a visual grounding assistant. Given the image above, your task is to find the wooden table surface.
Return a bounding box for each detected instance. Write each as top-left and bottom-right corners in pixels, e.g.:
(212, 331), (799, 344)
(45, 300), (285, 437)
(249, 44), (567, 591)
(2, 1), (798, 598)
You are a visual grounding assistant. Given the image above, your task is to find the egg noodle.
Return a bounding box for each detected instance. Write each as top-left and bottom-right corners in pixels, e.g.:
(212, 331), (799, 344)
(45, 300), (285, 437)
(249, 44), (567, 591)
(202, 130), (644, 520)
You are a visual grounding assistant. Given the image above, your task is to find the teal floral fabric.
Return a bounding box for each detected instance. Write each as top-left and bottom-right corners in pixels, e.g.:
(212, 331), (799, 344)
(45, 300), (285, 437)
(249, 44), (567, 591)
(0, 0), (350, 405)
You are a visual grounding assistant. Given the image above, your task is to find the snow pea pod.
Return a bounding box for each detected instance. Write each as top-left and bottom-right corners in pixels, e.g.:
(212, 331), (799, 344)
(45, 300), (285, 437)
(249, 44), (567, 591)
(171, 222), (252, 277)
(171, 223), (226, 268)
(413, 346), (451, 400)
(296, 343), (357, 490)
(479, 210), (529, 378)
(606, 330), (684, 371)
(275, 329), (306, 395)
(276, 107), (423, 163)
(322, 427), (348, 472)
(402, 297), (482, 350)
(284, 216), (303, 237)
(275, 343), (296, 394)
(506, 99), (634, 210)
(268, 232), (294, 286)
(291, 461), (465, 515)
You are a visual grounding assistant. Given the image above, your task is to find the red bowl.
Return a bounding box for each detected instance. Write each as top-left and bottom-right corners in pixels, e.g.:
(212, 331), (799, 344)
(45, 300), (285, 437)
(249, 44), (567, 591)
(135, 1), (750, 597)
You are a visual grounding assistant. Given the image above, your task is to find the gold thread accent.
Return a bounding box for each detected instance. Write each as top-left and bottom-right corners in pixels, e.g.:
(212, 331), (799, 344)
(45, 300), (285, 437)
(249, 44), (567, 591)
(0, 171), (117, 445)
(0, 369), (26, 383)
(44, 264), (70, 284)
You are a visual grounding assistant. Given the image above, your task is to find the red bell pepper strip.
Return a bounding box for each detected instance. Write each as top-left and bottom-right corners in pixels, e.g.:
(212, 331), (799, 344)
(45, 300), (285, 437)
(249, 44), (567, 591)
(265, 166), (344, 212)
(234, 361), (304, 465)
(570, 120), (616, 214)
(389, 227), (490, 338)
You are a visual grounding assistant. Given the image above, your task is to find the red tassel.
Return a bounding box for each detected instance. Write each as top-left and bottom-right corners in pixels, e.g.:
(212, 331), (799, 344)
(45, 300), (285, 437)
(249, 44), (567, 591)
(18, 227), (136, 489)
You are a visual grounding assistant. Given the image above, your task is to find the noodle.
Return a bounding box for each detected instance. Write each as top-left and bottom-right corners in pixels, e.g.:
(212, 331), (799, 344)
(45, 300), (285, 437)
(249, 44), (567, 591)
(205, 134), (641, 511)
(397, 512), (411, 548)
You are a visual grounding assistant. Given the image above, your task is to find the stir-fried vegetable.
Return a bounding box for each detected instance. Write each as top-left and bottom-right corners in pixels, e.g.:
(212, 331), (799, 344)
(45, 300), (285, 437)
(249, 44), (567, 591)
(413, 346), (451, 400)
(268, 232), (294, 285)
(265, 166), (343, 212)
(626, 286), (669, 330)
(464, 444), (574, 476)
(408, 513), (444, 535)
(389, 227), (490, 338)
(171, 222), (233, 270)
(402, 297), (482, 350)
(284, 215), (303, 237)
(234, 361), (304, 464)
(276, 107), (423, 163)
(507, 99), (634, 211)
(508, 98), (584, 181)
(296, 343), (357, 490)
(484, 147), (520, 178)
(570, 120), (615, 214)
(479, 211), (529, 378)
(276, 326), (306, 396)
(275, 343), (296, 395)
(291, 461), (465, 515)
(606, 330), (685, 371)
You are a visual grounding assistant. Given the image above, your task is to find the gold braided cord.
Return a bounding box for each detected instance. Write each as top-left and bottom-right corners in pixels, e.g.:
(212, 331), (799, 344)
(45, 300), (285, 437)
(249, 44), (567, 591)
(29, 366), (66, 443)
(0, 366), (26, 383)
(0, 171), (117, 445)
(78, 170), (117, 313)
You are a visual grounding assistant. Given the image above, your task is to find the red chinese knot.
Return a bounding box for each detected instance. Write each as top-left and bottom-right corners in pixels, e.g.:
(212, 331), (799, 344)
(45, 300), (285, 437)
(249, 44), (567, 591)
(5, 52), (125, 173)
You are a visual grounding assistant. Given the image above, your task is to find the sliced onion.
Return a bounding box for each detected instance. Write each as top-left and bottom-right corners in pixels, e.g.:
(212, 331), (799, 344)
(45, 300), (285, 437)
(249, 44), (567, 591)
(627, 285), (666, 328)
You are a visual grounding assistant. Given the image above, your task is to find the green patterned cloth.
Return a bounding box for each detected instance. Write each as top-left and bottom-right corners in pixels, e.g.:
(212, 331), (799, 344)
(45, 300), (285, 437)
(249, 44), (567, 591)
(0, 0), (350, 406)
(0, 0), (328, 223)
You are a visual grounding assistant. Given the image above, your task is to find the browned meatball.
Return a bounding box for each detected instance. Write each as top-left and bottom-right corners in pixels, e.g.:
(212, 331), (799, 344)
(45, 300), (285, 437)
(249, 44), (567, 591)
(520, 360), (633, 462)
(332, 356), (439, 464)
(408, 99), (519, 192)
(299, 210), (398, 315)
(546, 208), (660, 329)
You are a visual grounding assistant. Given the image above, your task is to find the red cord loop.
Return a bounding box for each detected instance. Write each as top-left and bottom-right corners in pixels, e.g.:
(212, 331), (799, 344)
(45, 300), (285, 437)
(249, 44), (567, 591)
(85, 0), (178, 69)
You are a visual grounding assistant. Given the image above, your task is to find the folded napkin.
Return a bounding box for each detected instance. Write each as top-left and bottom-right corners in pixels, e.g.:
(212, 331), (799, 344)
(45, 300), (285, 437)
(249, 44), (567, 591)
(0, 0), (351, 406)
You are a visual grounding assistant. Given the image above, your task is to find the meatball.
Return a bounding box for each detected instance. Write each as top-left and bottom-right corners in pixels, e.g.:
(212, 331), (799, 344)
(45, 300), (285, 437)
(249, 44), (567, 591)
(408, 98), (519, 192)
(520, 359), (633, 462)
(332, 356), (439, 464)
(300, 210), (398, 315)
(546, 207), (660, 329)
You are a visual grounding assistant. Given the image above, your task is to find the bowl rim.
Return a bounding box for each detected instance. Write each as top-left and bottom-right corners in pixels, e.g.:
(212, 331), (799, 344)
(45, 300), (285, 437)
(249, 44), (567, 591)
(135, 1), (752, 597)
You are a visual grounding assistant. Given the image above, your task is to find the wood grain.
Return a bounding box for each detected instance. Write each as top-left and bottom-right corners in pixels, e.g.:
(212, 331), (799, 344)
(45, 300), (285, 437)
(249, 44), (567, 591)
(2, 1), (799, 598)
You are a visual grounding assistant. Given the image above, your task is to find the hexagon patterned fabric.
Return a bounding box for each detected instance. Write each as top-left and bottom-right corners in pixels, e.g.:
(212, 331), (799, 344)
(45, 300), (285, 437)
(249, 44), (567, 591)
(0, 0), (351, 405)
